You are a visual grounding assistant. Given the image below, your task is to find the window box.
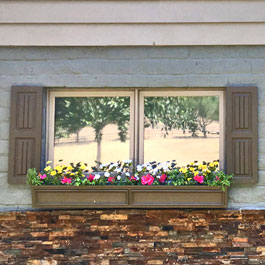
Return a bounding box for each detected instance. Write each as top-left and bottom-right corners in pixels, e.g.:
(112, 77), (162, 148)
(32, 185), (227, 209)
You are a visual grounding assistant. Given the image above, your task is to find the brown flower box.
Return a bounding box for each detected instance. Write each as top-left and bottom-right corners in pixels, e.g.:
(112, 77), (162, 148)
(32, 185), (227, 209)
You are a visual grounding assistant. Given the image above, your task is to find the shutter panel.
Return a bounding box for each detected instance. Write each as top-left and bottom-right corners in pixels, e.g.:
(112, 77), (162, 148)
(226, 86), (258, 184)
(8, 86), (44, 184)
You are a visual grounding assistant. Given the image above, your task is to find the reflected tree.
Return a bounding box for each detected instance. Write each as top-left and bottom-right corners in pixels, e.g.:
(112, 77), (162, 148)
(55, 97), (130, 165)
(55, 95), (219, 165)
(144, 96), (219, 137)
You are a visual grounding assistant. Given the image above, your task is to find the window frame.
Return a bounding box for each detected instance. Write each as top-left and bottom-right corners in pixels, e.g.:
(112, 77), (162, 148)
(46, 88), (225, 169)
(138, 90), (225, 169)
(47, 89), (135, 165)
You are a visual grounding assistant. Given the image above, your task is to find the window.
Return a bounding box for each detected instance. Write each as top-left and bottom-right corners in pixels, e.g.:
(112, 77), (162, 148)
(47, 89), (224, 169)
(8, 86), (258, 186)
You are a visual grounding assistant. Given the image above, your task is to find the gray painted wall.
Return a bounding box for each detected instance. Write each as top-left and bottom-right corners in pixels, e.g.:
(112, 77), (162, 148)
(0, 46), (265, 209)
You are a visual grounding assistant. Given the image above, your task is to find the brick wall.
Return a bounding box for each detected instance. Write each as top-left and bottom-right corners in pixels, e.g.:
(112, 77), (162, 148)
(0, 209), (265, 264)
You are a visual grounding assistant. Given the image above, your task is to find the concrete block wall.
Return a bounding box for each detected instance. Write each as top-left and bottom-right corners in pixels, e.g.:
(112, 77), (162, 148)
(0, 46), (265, 209)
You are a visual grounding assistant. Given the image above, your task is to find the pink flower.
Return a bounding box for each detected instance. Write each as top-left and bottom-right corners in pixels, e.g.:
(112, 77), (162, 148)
(141, 174), (154, 185)
(194, 175), (204, 184)
(108, 176), (115, 183)
(87, 175), (95, 182)
(61, 176), (72, 184)
(130, 176), (137, 181)
(39, 174), (47, 180)
(215, 176), (220, 181)
(159, 174), (167, 184)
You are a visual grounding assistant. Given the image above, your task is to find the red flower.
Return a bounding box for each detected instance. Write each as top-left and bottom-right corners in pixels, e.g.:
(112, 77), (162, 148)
(159, 174), (167, 184)
(194, 175), (204, 184)
(130, 176), (137, 181)
(87, 174), (95, 182)
(61, 176), (72, 184)
(108, 176), (115, 183)
(215, 176), (220, 181)
(141, 174), (154, 185)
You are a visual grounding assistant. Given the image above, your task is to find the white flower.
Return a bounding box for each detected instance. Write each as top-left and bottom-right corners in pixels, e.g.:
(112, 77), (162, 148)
(95, 174), (101, 180)
(104, 172), (110, 177)
(135, 175), (139, 181)
(123, 160), (132, 164)
(153, 169), (158, 175)
(115, 167), (122, 173)
(117, 175), (121, 181)
(109, 164), (114, 170)
(146, 165), (152, 171)
(156, 175), (161, 179)
(136, 165), (142, 172)
(163, 167), (169, 172)
(125, 172), (130, 177)
(113, 163), (118, 167)
(99, 165), (104, 169)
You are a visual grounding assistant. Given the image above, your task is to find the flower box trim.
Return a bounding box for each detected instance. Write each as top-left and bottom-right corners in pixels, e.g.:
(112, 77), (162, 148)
(32, 185), (227, 209)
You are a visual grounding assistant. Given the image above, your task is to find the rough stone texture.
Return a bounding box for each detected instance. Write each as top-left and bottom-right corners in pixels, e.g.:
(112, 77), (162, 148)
(0, 209), (265, 264)
(0, 46), (265, 208)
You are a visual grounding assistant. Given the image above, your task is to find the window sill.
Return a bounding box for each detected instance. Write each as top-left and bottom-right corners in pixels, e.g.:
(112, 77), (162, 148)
(32, 185), (227, 209)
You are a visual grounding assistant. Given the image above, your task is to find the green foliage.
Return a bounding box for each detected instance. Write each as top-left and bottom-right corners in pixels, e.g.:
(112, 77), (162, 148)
(27, 160), (233, 190)
(208, 171), (233, 191)
(26, 168), (42, 186)
(144, 96), (219, 137)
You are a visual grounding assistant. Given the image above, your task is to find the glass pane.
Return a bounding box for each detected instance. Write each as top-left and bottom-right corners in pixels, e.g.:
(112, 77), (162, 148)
(144, 96), (220, 165)
(54, 97), (131, 169)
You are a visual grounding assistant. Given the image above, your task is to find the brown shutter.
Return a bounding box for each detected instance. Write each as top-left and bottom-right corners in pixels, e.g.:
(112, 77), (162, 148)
(8, 86), (44, 184)
(226, 86), (258, 184)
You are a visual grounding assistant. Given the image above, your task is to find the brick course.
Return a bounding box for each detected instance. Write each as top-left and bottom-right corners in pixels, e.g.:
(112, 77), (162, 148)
(0, 209), (265, 264)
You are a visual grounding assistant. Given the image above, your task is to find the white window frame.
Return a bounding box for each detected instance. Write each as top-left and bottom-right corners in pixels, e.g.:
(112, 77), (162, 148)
(138, 90), (225, 169)
(47, 89), (135, 165)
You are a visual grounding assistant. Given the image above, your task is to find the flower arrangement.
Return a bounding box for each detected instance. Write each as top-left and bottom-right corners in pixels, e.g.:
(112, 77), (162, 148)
(27, 160), (232, 191)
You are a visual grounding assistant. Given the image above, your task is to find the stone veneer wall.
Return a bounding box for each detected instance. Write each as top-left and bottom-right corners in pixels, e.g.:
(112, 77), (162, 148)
(0, 46), (265, 208)
(0, 209), (265, 264)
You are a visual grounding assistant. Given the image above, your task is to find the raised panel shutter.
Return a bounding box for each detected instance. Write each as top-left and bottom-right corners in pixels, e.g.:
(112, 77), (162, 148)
(8, 86), (44, 184)
(226, 86), (258, 184)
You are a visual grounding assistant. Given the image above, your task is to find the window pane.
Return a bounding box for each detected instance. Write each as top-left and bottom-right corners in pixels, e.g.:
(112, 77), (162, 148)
(144, 96), (220, 165)
(54, 97), (131, 168)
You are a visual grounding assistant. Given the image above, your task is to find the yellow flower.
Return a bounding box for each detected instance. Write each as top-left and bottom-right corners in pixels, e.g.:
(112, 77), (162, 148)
(67, 166), (73, 171)
(199, 164), (207, 171)
(206, 169), (211, 174)
(180, 168), (187, 174)
(55, 165), (63, 172)
(44, 166), (51, 171)
(50, 171), (56, 176)
(46, 161), (52, 164)
(209, 162), (215, 168)
(190, 162), (194, 166)
(70, 173), (75, 176)
(194, 171), (199, 176)
(189, 167), (195, 172)
(187, 178), (192, 182)
(214, 161), (219, 166)
(80, 163), (86, 170)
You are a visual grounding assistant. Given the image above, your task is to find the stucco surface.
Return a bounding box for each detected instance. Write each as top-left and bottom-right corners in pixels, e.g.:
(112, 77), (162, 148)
(0, 46), (264, 209)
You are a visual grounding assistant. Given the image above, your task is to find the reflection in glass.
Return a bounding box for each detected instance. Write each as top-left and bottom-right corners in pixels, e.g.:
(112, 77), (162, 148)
(54, 97), (130, 168)
(144, 96), (220, 165)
